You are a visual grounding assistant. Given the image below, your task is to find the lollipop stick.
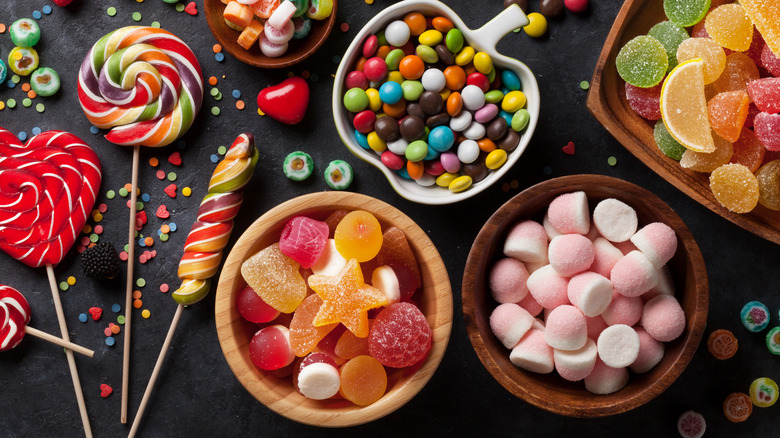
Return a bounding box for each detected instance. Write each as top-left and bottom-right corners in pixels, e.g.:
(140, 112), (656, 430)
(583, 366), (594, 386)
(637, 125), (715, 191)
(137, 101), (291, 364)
(25, 326), (95, 358)
(121, 145), (140, 424)
(128, 304), (183, 438)
(46, 265), (93, 438)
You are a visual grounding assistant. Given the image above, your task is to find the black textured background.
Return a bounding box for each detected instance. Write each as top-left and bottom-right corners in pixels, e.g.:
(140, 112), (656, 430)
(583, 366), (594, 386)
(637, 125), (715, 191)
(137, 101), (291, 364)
(1, 0), (778, 437)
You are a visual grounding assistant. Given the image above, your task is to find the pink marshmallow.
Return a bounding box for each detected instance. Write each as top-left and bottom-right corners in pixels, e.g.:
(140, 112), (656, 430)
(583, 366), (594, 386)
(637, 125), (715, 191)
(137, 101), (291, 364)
(554, 338), (598, 382)
(517, 292), (544, 317)
(489, 258), (530, 303)
(509, 329), (554, 374)
(585, 223), (602, 241)
(543, 212), (563, 240)
(610, 250), (658, 297)
(601, 290), (643, 326)
(267, 0), (298, 30)
(630, 222), (677, 269)
(548, 234), (595, 277)
(567, 271), (613, 317)
(592, 198), (638, 243)
(630, 327), (665, 374)
(526, 264), (570, 309)
(643, 265), (676, 302)
(503, 220), (549, 263)
(584, 358), (629, 395)
(641, 295), (686, 342)
(489, 303), (535, 349)
(597, 324), (640, 368)
(547, 191), (590, 235)
(586, 315), (608, 340)
(544, 305), (587, 351)
(590, 237), (623, 278)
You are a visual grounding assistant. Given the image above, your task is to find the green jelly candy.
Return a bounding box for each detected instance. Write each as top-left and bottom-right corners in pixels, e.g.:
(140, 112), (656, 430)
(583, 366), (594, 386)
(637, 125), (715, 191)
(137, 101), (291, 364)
(405, 140), (429, 162)
(485, 89), (504, 104)
(653, 119), (686, 161)
(663, 0), (710, 27)
(445, 29), (464, 53)
(343, 88), (369, 112)
(283, 151), (314, 181)
(30, 67), (60, 97)
(385, 49), (405, 71)
(8, 47), (39, 76)
(324, 160), (353, 190)
(401, 80), (423, 101)
(10, 18), (41, 48)
(648, 21), (689, 71)
(415, 45), (438, 64)
(616, 35), (668, 88)
(511, 109), (530, 132)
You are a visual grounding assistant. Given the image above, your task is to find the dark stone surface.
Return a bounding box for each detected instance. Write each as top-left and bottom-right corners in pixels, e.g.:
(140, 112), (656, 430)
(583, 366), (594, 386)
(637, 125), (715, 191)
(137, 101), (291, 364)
(0, 1), (778, 437)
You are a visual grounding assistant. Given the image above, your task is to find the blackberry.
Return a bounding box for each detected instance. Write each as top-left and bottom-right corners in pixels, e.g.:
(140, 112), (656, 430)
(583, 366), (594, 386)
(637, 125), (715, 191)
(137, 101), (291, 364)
(81, 242), (121, 280)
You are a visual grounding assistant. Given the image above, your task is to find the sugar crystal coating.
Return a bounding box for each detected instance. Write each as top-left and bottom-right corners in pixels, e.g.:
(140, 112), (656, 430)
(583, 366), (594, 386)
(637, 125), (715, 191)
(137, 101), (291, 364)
(661, 58), (716, 153)
(709, 163), (760, 213)
(278, 216), (329, 269)
(680, 132), (733, 172)
(368, 302), (432, 368)
(708, 91), (750, 142)
(705, 4), (753, 52)
(625, 82), (662, 120)
(490, 303), (535, 349)
(584, 358), (629, 395)
(554, 338), (598, 382)
(241, 243), (307, 313)
(289, 294), (339, 357)
(654, 119), (687, 160)
(747, 78), (780, 114)
(740, 0), (780, 57)
(489, 257), (530, 303)
(729, 128), (765, 173)
(756, 160), (780, 210)
(754, 112), (780, 151)
(712, 52), (760, 96)
(616, 35), (669, 88)
(676, 38), (726, 84)
(597, 324), (640, 368)
(642, 295), (686, 342)
(630, 327), (665, 374)
(649, 20), (690, 71)
(663, 0), (711, 27)
(761, 44), (780, 77)
(510, 329), (554, 373)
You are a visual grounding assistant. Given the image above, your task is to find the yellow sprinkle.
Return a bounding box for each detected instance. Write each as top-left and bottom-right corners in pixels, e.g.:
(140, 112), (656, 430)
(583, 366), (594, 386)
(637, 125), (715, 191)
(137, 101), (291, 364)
(82, 224), (92, 234)
(182, 187), (192, 197)
(365, 0), (374, 3)
(93, 212), (104, 222)
(257, 108), (265, 116)
(0, 101), (5, 111)
(67, 276), (76, 286)
(12, 51), (22, 61)
(142, 309), (151, 319)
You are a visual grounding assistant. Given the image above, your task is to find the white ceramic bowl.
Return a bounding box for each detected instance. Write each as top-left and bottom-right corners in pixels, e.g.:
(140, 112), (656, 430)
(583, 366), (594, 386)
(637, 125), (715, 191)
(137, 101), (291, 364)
(332, 0), (540, 205)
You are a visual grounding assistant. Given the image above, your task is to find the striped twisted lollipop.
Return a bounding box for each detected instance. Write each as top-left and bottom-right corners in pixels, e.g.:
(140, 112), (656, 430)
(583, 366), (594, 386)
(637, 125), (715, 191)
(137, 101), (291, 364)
(77, 26), (204, 147)
(0, 285), (31, 351)
(0, 128), (102, 267)
(172, 133), (259, 305)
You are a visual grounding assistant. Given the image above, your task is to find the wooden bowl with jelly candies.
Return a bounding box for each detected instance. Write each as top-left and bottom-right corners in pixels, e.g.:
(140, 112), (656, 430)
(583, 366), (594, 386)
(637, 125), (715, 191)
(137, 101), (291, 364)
(587, 0), (780, 245)
(462, 174), (709, 417)
(204, 0), (337, 68)
(332, 0), (540, 205)
(215, 191), (453, 426)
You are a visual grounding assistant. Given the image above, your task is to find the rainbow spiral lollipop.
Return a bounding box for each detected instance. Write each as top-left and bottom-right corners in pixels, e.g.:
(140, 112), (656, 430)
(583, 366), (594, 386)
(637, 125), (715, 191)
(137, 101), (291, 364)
(77, 26), (204, 147)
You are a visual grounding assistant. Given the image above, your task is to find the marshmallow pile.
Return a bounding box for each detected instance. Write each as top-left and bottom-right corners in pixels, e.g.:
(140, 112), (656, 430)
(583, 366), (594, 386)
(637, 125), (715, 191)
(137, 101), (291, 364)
(488, 191), (685, 395)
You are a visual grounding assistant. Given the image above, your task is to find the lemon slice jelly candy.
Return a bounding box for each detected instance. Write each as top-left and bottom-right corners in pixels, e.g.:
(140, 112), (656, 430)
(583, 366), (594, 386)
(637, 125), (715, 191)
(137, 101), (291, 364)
(729, 128), (765, 173)
(705, 4), (754, 52)
(712, 52), (760, 95)
(654, 120), (687, 161)
(660, 58), (716, 153)
(616, 35), (668, 88)
(740, 0), (780, 57)
(708, 91), (750, 142)
(709, 163), (760, 213)
(648, 21), (689, 72)
(676, 38), (726, 85)
(240, 243), (308, 313)
(680, 133), (733, 172)
(664, 0), (710, 27)
(756, 160), (780, 210)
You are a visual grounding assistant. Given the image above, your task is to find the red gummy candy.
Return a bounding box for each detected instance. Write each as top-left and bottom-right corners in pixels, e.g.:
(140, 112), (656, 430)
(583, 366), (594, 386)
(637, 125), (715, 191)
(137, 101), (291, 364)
(625, 82), (662, 120)
(761, 44), (780, 77)
(747, 78), (780, 114)
(278, 216), (329, 269)
(324, 209), (350, 238)
(249, 325), (295, 370)
(368, 302), (432, 368)
(363, 227), (422, 301)
(237, 286), (280, 323)
(754, 112), (780, 151)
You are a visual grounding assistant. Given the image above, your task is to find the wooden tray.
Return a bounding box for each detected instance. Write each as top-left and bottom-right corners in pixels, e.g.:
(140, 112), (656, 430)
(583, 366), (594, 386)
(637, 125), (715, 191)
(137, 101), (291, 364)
(586, 0), (780, 245)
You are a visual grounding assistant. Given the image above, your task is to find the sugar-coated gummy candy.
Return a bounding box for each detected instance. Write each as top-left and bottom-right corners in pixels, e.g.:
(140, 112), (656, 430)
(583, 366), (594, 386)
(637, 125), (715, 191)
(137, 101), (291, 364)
(679, 133), (733, 172)
(747, 78), (780, 115)
(323, 160), (353, 190)
(675, 38), (726, 85)
(601, 291), (642, 326)
(289, 294), (338, 356)
(616, 35), (668, 88)
(660, 58), (716, 153)
(334, 210), (382, 263)
(761, 44), (780, 77)
(339, 355), (387, 406)
(249, 325), (295, 370)
(547, 191), (590, 235)
(756, 160), (780, 210)
(749, 377), (778, 408)
(709, 163), (760, 213)
(490, 303), (535, 349)
(739, 0), (780, 57)
(741, 300), (770, 332)
(278, 216), (329, 269)
(705, 4), (753, 52)
(648, 21), (689, 72)
(677, 410), (706, 438)
(729, 128), (765, 173)
(368, 302), (432, 368)
(754, 112), (780, 151)
(708, 91), (749, 143)
(653, 119), (686, 160)
(335, 327), (370, 359)
(489, 258), (530, 304)
(241, 243), (307, 313)
(237, 285), (280, 323)
(663, 0), (710, 27)
(712, 53), (760, 96)
(625, 83), (662, 120)
(283, 151), (314, 181)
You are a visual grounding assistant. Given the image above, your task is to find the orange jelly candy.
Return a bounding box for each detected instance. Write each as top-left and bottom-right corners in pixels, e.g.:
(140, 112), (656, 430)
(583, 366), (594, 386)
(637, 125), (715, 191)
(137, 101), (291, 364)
(289, 294), (338, 357)
(730, 128), (765, 173)
(708, 91), (750, 142)
(705, 4), (754, 52)
(756, 160), (780, 210)
(241, 243), (307, 313)
(334, 210), (383, 262)
(335, 326), (371, 360)
(680, 133), (733, 172)
(712, 53), (760, 95)
(339, 355), (387, 406)
(307, 259), (388, 337)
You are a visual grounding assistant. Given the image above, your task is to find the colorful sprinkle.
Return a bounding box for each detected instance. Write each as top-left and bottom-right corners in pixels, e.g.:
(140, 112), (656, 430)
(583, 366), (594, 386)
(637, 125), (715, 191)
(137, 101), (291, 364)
(141, 193), (151, 202)
(105, 337), (115, 346)
(90, 126), (100, 135)
(32, 10), (42, 20)
(149, 157), (159, 167)
(156, 170), (166, 180)
(142, 309), (151, 319)
(235, 100), (245, 110)
(67, 276), (76, 286)
(210, 154), (219, 163)
(59, 281), (69, 291)
(107, 7), (117, 16)
(112, 304), (121, 313)
(117, 315), (126, 324)
(211, 106), (221, 116)
(133, 299), (143, 309)
(42, 5), (52, 14)
(608, 156), (618, 166)
(580, 80), (590, 90)
(160, 283), (169, 293)
(217, 145), (227, 155)
(231, 89), (241, 99)
(167, 172), (177, 181)
(182, 187), (191, 197)
(215, 52), (225, 62)
(136, 278), (146, 288)
(132, 12), (142, 21)
(79, 313), (88, 323)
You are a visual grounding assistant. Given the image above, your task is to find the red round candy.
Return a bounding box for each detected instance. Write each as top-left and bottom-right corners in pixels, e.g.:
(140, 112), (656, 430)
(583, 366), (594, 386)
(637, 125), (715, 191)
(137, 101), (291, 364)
(353, 110), (378, 134)
(278, 215), (330, 268)
(345, 70), (369, 90)
(368, 302), (432, 368)
(424, 159), (445, 176)
(249, 325), (295, 370)
(564, 0), (588, 13)
(237, 286), (280, 323)
(466, 72), (491, 93)
(625, 82), (661, 120)
(362, 35), (378, 58)
(363, 57), (388, 82)
(381, 150), (405, 170)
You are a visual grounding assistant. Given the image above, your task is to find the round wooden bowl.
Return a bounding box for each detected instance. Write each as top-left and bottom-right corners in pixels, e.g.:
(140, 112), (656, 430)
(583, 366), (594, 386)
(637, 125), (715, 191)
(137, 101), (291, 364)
(462, 175), (709, 417)
(215, 191), (453, 427)
(204, 0), (337, 68)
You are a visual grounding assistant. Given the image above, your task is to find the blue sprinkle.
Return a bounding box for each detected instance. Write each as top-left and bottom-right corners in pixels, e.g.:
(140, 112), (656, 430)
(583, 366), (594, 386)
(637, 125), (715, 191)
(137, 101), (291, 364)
(18, 132), (27, 141)
(112, 304), (121, 313)
(141, 193), (151, 202)
(31, 127), (42, 135)
(231, 89), (241, 99)
(331, 55), (341, 64)
(32, 10), (42, 20)
(215, 52), (225, 62)
(78, 313), (88, 323)
(210, 154), (219, 163)
(6, 80), (16, 88)
(169, 222), (177, 232)
(90, 126), (100, 135)
(42, 5), (52, 14)
(177, 140), (187, 150)
(157, 229), (163, 236)
(105, 336), (116, 346)
(138, 237), (147, 247)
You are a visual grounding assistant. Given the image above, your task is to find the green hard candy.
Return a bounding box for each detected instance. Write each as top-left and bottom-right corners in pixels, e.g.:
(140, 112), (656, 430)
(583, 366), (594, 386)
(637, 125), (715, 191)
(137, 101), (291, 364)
(616, 35), (668, 88)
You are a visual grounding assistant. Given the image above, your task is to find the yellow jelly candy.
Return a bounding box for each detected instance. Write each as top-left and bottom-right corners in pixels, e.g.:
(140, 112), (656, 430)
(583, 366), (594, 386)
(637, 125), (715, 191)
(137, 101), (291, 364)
(756, 160), (780, 211)
(660, 58), (716, 153)
(712, 52), (760, 95)
(676, 38), (727, 84)
(334, 210), (383, 263)
(705, 4), (754, 52)
(339, 355), (387, 406)
(240, 243), (307, 313)
(680, 133), (733, 172)
(707, 90), (750, 143)
(709, 163), (760, 213)
(740, 0), (780, 57)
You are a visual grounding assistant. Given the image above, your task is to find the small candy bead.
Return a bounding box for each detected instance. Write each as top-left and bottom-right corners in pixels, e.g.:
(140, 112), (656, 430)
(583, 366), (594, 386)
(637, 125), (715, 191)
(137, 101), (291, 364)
(463, 121), (486, 140)
(385, 20), (411, 47)
(403, 12), (426, 36)
(345, 71), (368, 90)
(475, 104), (499, 124)
(405, 140), (428, 162)
(466, 72), (491, 93)
(439, 151), (460, 173)
(401, 80), (424, 101)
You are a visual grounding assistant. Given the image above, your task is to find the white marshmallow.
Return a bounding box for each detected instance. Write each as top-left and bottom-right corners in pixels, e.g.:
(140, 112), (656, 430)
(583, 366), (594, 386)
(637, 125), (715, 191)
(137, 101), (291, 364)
(567, 271), (613, 317)
(592, 198), (638, 243)
(311, 239), (347, 276)
(297, 362), (341, 400)
(597, 324), (640, 368)
(371, 266), (400, 305)
(509, 329), (554, 374)
(503, 220), (548, 263)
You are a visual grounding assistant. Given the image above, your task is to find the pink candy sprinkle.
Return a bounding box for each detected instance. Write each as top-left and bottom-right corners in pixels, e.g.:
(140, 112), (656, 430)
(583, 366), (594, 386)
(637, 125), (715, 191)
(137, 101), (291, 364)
(94, 225), (103, 234)
(103, 327), (112, 337)
(119, 251), (129, 261)
(156, 170), (166, 180)
(160, 283), (169, 293)
(98, 203), (108, 213)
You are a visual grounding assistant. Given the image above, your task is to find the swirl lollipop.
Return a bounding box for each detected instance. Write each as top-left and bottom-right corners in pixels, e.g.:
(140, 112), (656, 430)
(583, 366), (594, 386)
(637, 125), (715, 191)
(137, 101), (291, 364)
(77, 25), (204, 423)
(0, 127), (101, 437)
(129, 133), (258, 437)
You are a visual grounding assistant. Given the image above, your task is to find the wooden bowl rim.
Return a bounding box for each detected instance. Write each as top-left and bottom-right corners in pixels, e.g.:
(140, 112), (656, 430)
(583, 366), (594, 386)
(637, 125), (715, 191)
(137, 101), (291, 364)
(215, 191), (453, 427)
(585, 0), (780, 246)
(203, 0), (337, 68)
(462, 174), (709, 418)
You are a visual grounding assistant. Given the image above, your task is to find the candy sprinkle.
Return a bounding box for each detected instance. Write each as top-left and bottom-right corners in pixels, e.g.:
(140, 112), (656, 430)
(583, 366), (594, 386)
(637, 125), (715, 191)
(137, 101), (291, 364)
(117, 315), (126, 324)
(59, 281), (69, 291)
(112, 304), (121, 313)
(67, 276), (77, 286)
(608, 156), (618, 166)
(182, 187), (191, 197)
(132, 12), (142, 21)
(142, 309), (151, 319)
(160, 283), (170, 293)
(580, 80), (590, 90)
(149, 157), (159, 167)
(107, 7), (117, 16)
(79, 313), (88, 323)
(105, 337), (115, 346)
(136, 278), (146, 288)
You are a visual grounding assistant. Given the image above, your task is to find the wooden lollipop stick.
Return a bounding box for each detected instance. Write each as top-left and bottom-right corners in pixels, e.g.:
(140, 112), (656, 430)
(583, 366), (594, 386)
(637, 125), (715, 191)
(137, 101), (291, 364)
(121, 145), (140, 424)
(25, 326), (95, 358)
(46, 265), (93, 438)
(128, 304), (183, 438)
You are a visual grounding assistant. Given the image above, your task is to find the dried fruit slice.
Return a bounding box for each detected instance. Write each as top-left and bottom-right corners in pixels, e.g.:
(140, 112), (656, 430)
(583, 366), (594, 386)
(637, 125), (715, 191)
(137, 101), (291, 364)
(661, 58), (716, 152)
(677, 410), (706, 438)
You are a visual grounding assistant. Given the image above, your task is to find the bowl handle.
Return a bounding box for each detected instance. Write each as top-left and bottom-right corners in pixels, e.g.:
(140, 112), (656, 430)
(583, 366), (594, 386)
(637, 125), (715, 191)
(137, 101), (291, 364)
(470, 4), (529, 51)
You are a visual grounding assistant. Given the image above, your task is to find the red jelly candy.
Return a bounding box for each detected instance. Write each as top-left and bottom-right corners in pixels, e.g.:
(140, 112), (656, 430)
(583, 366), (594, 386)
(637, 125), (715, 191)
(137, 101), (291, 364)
(278, 216), (329, 269)
(730, 128), (765, 173)
(368, 302), (432, 368)
(625, 82), (662, 120)
(761, 44), (780, 77)
(237, 285), (280, 324)
(755, 112), (780, 151)
(324, 209), (350, 238)
(249, 325), (295, 370)
(747, 78), (780, 114)
(375, 227), (422, 300)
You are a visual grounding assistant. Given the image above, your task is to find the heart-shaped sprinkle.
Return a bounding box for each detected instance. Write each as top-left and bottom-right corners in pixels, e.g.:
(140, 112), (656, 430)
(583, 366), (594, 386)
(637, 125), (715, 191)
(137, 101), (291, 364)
(562, 141), (576, 155)
(168, 152), (182, 166)
(256, 77), (310, 125)
(156, 205), (170, 219)
(0, 128), (102, 267)
(89, 307), (102, 321)
(164, 184), (177, 198)
(184, 2), (197, 16)
(135, 211), (148, 231)
(100, 384), (113, 398)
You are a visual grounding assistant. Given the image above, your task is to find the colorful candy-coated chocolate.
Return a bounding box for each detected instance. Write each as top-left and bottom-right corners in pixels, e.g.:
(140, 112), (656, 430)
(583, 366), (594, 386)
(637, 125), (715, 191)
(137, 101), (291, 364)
(257, 76), (310, 125)
(0, 285), (31, 351)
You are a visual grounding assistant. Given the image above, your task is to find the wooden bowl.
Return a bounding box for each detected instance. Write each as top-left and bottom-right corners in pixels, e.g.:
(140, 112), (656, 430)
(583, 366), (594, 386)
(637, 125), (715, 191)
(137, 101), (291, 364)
(462, 175), (709, 417)
(215, 191), (453, 426)
(204, 0), (337, 68)
(586, 0), (780, 246)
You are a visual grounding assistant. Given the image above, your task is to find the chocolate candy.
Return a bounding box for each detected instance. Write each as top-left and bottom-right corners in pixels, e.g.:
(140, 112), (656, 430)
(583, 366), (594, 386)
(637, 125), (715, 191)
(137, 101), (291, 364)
(400, 116), (425, 141)
(419, 91), (443, 115)
(498, 130), (521, 151)
(540, 0), (565, 18)
(374, 116), (400, 141)
(487, 117), (508, 141)
(503, 0), (529, 13)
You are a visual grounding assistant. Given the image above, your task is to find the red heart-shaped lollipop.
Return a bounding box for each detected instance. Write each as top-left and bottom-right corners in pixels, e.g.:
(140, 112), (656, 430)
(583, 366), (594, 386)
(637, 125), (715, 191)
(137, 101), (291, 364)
(256, 77), (310, 125)
(0, 128), (102, 267)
